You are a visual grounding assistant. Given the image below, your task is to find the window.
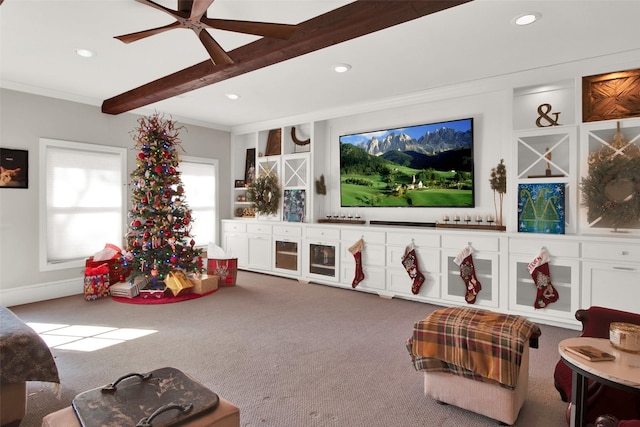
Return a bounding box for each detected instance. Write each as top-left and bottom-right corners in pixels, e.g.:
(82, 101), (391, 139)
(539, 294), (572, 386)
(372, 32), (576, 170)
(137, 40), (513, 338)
(179, 156), (218, 247)
(39, 139), (126, 271)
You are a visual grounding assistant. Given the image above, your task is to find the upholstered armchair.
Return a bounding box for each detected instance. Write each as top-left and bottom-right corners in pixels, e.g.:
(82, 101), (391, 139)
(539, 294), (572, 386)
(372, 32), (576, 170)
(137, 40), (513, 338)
(553, 306), (640, 425)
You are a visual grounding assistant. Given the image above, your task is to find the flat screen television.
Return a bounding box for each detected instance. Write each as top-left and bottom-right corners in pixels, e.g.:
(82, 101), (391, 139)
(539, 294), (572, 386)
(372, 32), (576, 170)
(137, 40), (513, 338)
(339, 117), (474, 207)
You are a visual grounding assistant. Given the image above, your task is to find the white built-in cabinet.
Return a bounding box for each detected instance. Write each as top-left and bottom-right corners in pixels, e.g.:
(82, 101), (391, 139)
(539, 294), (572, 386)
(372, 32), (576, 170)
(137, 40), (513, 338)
(340, 229), (386, 292)
(441, 234), (501, 309)
(581, 240), (640, 313)
(508, 237), (581, 323)
(222, 222), (248, 269)
(304, 226), (340, 283)
(222, 77), (640, 330)
(221, 218), (640, 329)
(246, 223), (272, 272)
(272, 224), (302, 277)
(231, 122), (316, 222)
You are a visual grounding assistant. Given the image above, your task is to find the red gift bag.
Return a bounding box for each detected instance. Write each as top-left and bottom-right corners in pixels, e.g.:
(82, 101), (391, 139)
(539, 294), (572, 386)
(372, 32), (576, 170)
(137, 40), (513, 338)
(207, 258), (238, 286)
(84, 264), (110, 301)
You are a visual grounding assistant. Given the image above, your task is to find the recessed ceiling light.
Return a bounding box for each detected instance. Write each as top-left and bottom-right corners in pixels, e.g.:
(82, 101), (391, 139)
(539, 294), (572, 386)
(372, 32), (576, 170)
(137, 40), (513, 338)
(75, 48), (95, 58)
(226, 93), (240, 100)
(333, 64), (351, 73)
(513, 12), (540, 26)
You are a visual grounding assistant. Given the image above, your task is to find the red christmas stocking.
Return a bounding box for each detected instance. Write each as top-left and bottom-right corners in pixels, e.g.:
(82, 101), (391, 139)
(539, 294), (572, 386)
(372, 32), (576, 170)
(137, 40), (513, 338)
(348, 239), (365, 288)
(454, 246), (482, 304)
(401, 243), (425, 295)
(527, 248), (559, 309)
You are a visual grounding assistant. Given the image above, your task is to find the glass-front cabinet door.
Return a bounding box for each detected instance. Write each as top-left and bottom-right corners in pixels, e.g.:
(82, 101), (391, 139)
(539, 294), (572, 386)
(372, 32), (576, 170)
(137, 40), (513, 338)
(306, 243), (339, 282)
(274, 239), (300, 276)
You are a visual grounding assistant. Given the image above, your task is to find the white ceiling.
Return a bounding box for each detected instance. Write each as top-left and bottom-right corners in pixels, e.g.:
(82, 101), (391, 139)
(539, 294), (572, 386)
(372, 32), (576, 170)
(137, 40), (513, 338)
(2, 0), (640, 131)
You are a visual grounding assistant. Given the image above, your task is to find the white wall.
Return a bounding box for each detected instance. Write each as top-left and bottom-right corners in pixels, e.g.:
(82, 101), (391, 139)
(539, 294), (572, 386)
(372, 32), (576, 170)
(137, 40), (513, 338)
(0, 89), (231, 306)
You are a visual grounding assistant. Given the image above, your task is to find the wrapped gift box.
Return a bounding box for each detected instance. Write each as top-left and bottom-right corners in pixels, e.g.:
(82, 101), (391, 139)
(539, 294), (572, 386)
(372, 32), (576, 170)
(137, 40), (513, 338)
(165, 270), (193, 297)
(140, 282), (167, 299)
(207, 258), (237, 286)
(86, 257), (131, 285)
(109, 281), (140, 299)
(189, 274), (219, 295)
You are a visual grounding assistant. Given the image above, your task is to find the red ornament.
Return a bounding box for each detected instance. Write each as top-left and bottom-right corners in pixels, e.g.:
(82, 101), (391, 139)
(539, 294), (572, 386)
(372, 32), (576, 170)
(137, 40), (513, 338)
(138, 152), (145, 160)
(183, 217), (190, 225)
(170, 255), (178, 263)
(132, 220), (141, 228)
(154, 166), (162, 173)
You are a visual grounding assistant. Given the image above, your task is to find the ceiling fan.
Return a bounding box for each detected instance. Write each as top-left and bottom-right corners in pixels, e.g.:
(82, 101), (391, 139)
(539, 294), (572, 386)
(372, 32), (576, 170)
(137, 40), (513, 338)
(115, 0), (297, 65)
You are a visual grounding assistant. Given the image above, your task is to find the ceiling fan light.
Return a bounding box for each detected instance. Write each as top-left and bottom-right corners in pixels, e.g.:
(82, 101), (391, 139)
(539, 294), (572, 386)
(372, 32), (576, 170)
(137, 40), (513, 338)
(513, 12), (540, 26)
(75, 48), (95, 58)
(333, 64), (351, 73)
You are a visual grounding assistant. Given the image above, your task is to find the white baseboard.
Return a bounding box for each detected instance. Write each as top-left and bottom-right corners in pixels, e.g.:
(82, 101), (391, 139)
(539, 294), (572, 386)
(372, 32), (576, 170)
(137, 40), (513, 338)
(0, 277), (82, 308)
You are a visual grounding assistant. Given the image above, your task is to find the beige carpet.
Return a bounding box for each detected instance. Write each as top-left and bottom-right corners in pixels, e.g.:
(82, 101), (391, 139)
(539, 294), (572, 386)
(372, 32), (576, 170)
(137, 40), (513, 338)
(9, 271), (576, 426)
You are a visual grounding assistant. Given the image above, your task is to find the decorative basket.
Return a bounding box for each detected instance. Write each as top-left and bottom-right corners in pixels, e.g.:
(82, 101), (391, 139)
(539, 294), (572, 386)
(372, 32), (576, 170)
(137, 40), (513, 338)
(610, 322), (640, 353)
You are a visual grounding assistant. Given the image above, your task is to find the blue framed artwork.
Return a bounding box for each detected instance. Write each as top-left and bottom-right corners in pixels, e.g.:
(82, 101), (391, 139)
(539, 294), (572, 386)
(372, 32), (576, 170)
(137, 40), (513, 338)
(283, 189), (305, 222)
(518, 183), (565, 234)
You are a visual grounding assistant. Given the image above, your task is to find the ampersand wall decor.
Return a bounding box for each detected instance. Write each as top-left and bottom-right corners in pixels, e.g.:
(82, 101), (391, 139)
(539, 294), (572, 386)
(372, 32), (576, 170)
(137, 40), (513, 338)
(536, 103), (561, 127)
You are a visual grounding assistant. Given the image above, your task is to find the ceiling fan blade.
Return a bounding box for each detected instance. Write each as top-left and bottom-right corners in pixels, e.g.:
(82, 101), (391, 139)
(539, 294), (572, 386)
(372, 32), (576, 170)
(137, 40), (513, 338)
(201, 18), (297, 40)
(134, 0), (190, 19)
(189, 0), (215, 20)
(115, 21), (183, 44)
(197, 30), (233, 65)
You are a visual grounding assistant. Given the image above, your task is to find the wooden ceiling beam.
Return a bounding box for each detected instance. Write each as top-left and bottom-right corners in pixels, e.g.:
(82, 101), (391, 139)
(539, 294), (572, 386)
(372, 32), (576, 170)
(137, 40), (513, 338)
(102, 0), (471, 115)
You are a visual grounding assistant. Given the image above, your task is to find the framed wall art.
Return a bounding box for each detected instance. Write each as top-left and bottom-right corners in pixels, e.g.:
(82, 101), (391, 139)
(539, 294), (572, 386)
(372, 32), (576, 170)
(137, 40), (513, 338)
(518, 183), (565, 234)
(583, 68), (640, 122)
(1, 148), (29, 188)
(283, 189), (305, 222)
(244, 148), (256, 183)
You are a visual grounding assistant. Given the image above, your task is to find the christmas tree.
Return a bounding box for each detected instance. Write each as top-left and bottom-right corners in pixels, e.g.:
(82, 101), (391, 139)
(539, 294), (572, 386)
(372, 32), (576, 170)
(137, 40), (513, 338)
(124, 114), (201, 287)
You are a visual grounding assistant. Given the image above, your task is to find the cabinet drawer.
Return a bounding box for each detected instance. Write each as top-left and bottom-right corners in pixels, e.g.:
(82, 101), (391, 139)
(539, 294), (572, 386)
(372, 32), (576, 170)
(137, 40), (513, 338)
(441, 235), (499, 252)
(306, 227), (340, 240)
(273, 225), (302, 237)
(246, 223), (272, 234)
(223, 222), (247, 233)
(341, 229), (385, 244)
(509, 238), (579, 258)
(385, 232), (439, 248)
(342, 243), (385, 265)
(582, 242), (640, 263)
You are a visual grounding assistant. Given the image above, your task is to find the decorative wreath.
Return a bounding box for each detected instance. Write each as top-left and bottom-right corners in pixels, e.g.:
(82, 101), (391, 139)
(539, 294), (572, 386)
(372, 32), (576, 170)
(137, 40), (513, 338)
(247, 170), (281, 215)
(581, 154), (640, 229)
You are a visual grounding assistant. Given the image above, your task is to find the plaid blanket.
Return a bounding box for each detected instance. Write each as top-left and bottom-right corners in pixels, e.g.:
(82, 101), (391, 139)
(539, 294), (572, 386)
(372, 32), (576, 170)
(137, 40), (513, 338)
(407, 307), (541, 390)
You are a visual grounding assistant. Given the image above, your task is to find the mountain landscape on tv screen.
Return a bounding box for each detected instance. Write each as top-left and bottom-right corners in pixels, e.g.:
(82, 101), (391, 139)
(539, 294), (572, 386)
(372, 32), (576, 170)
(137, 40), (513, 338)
(340, 122), (474, 208)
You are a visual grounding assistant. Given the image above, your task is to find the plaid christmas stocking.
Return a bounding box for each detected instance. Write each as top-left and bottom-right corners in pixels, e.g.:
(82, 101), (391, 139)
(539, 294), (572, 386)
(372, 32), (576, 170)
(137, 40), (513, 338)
(348, 239), (365, 288)
(527, 248), (559, 309)
(454, 246), (482, 304)
(401, 243), (425, 295)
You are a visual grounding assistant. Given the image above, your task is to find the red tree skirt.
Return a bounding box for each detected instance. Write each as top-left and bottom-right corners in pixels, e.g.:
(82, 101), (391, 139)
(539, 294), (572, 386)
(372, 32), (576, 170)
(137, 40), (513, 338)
(112, 289), (218, 305)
